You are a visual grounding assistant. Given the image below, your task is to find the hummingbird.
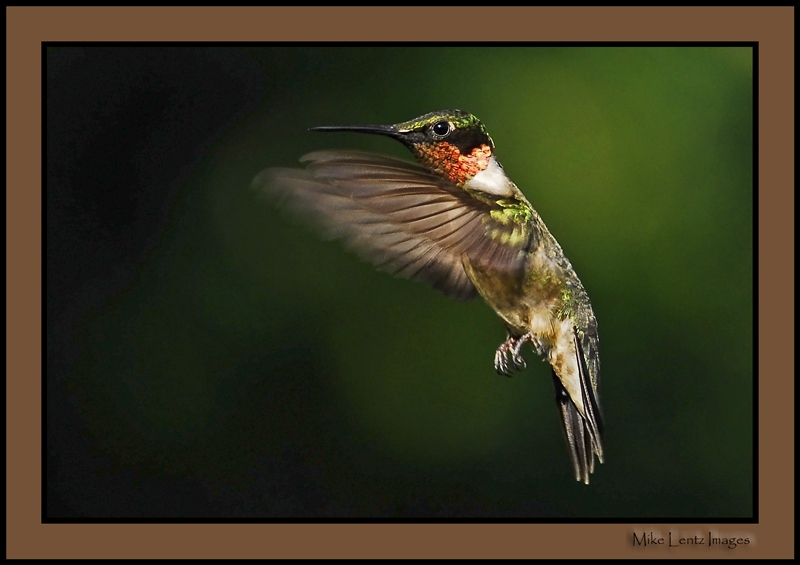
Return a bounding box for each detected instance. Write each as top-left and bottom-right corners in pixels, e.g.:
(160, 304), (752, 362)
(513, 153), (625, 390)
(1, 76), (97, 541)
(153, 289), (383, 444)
(252, 109), (604, 484)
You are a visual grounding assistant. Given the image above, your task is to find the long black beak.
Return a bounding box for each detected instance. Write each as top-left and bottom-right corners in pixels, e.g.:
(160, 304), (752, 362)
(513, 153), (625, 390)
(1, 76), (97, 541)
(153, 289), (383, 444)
(310, 124), (403, 140)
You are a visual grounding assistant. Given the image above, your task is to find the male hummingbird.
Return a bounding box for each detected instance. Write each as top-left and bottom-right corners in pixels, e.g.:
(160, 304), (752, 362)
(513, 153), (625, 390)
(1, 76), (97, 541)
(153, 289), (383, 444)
(252, 109), (604, 484)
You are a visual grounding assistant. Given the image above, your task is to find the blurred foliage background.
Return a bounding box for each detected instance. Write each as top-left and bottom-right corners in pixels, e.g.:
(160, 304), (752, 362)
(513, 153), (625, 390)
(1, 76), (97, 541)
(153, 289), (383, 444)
(47, 45), (753, 518)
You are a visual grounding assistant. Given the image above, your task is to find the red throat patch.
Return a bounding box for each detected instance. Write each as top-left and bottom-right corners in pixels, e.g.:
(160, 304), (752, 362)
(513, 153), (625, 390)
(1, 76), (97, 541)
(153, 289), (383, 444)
(413, 143), (493, 186)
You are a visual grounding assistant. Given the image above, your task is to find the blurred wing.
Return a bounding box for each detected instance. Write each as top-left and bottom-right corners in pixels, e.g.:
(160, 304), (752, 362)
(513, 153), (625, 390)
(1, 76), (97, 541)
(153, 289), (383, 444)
(252, 150), (533, 300)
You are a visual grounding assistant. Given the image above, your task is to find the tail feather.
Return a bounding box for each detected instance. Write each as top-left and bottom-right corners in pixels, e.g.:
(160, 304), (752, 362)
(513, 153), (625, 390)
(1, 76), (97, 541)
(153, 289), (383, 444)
(553, 374), (591, 483)
(574, 332), (604, 463)
(552, 329), (605, 484)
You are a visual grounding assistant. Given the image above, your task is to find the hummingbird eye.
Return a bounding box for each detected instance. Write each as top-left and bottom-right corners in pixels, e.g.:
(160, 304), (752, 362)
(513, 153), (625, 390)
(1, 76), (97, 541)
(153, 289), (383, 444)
(431, 120), (451, 137)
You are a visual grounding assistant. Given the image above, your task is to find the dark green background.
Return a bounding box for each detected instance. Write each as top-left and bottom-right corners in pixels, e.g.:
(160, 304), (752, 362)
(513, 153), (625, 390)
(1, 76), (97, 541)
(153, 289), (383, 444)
(47, 45), (753, 518)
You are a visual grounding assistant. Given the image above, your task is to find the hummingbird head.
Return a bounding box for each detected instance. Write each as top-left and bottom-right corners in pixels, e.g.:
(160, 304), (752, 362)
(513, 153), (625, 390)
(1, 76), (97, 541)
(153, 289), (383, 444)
(311, 109), (497, 188)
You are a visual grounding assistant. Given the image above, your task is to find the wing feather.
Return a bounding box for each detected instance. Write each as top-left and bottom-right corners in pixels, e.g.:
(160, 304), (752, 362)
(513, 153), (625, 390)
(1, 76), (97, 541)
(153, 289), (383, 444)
(253, 150), (533, 300)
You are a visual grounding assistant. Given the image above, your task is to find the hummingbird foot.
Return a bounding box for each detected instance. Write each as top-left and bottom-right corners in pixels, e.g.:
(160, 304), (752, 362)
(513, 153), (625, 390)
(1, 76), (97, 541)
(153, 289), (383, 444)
(494, 333), (533, 377)
(512, 332), (533, 367)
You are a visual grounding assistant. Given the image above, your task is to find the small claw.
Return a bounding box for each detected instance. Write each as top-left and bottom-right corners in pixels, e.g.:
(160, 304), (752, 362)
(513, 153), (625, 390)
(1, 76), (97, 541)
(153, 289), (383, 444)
(510, 332), (533, 370)
(493, 350), (504, 374)
(494, 349), (511, 377)
(494, 335), (522, 377)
